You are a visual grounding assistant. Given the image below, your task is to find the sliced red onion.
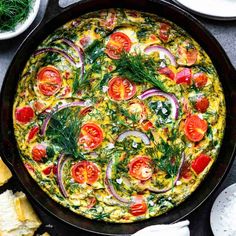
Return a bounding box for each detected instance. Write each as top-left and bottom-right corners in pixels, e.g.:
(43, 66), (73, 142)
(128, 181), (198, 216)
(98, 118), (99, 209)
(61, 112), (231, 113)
(105, 158), (131, 204)
(40, 101), (86, 136)
(140, 88), (179, 120)
(57, 38), (85, 72)
(146, 152), (185, 193)
(57, 153), (72, 198)
(144, 45), (177, 67)
(34, 48), (77, 67)
(117, 131), (150, 145)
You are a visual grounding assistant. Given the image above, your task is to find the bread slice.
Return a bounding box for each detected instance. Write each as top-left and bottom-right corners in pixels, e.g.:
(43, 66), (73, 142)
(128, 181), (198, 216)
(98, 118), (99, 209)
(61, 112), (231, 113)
(0, 190), (42, 236)
(0, 158), (12, 186)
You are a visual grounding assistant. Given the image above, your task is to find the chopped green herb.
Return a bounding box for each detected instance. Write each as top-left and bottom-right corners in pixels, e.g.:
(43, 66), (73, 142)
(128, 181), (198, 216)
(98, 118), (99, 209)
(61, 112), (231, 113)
(115, 52), (167, 91)
(0, 0), (33, 32)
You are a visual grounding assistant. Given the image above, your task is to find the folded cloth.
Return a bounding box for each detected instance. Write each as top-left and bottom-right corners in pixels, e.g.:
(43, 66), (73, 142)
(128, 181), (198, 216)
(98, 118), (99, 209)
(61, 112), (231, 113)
(132, 220), (190, 236)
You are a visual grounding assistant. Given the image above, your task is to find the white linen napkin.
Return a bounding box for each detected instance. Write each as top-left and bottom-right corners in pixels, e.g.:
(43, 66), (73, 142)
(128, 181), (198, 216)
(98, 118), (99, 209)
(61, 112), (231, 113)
(132, 220), (190, 236)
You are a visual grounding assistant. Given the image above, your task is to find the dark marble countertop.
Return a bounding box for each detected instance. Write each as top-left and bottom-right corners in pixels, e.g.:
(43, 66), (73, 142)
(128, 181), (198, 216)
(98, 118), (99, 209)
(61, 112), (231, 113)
(0, 1), (235, 235)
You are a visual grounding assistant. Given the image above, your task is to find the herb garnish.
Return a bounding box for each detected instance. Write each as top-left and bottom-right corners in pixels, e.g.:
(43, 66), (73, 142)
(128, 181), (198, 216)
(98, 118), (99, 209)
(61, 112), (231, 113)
(46, 108), (83, 159)
(114, 52), (167, 92)
(147, 139), (182, 179)
(0, 0), (33, 32)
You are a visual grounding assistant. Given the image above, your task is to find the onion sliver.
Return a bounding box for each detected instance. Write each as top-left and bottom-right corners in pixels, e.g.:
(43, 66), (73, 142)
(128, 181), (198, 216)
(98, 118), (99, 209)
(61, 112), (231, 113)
(144, 45), (177, 67)
(147, 152), (185, 193)
(140, 88), (179, 120)
(117, 131), (150, 145)
(57, 153), (72, 198)
(59, 38), (85, 72)
(40, 101), (86, 136)
(34, 48), (77, 67)
(105, 158), (130, 204)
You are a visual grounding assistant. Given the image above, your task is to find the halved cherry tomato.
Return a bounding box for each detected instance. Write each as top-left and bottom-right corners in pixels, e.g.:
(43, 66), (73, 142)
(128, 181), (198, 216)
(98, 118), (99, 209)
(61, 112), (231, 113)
(141, 120), (154, 131)
(191, 154), (212, 175)
(27, 125), (39, 142)
(71, 161), (99, 185)
(159, 23), (171, 42)
(78, 123), (103, 150)
(108, 77), (136, 101)
(37, 66), (62, 96)
(193, 72), (208, 88)
(129, 196), (148, 216)
(176, 68), (192, 85)
(177, 41), (198, 66)
(184, 115), (208, 142)
(32, 144), (47, 162)
(128, 156), (153, 181)
(15, 106), (34, 124)
(105, 32), (131, 59)
(158, 67), (175, 80)
(195, 97), (209, 113)
(43, 165), (53, 175)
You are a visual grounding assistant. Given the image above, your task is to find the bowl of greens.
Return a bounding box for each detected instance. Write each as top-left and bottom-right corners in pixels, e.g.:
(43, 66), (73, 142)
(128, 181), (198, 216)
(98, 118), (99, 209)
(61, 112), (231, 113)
(0, 0), (40, 40)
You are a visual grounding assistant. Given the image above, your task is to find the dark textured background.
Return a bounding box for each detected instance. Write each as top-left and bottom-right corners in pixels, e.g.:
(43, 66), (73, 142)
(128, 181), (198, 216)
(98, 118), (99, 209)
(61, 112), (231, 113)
(0, 1), (235, 235)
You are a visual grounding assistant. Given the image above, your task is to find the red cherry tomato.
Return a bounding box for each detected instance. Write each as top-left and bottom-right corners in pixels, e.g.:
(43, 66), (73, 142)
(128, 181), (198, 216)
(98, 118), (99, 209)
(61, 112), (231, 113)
(128, 156), (153, 181)
(176, 68), (192, 84)
(32, 144), (47, 162)
(27, 125), (39, 142)
(71, 161), (99, 185)
(195, 97), (209, 113)
(105, 32), (132, 59)
(159, 23), (171, 42)
(129, 196), (148, 216)
(184, 115), (208, 142)
(108, 77), (136, 101)
(37, 66), (62, 96)
(43, 165), (53, 175)
(78, 123), (103, 150)
(158, 67), (175, 80)
(15, 106), (34, 124)
(141, 120), (154, 131)
(191, 154), (212, 175)
(193, 72), (208, 88)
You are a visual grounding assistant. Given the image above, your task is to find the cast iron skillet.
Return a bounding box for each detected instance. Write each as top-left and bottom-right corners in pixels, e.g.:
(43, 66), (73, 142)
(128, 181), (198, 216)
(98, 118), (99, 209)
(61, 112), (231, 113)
(1, 0), (236, 235)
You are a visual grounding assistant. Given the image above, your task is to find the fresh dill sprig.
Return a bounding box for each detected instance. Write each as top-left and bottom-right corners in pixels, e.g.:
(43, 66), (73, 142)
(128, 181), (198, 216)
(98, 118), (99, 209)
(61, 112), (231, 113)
(0, 0), (33, 32)
(46, 108), (83, 159)
(147, 139), (181, 178)
(114, 52), (167, 92)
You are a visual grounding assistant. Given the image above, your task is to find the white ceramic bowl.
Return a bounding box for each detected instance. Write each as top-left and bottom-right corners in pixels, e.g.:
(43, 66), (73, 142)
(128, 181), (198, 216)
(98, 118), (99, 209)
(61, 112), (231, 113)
(0, 0), (41, 40)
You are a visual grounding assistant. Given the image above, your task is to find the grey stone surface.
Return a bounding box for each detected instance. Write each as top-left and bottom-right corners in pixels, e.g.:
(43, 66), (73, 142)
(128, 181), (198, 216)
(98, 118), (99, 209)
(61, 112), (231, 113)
(0, 1), (235, 235)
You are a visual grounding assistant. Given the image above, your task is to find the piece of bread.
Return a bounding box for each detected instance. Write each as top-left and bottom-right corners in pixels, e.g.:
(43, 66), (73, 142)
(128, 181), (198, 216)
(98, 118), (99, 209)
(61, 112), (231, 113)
(0, 158), (12, 186)
(0, 190), (42, 236)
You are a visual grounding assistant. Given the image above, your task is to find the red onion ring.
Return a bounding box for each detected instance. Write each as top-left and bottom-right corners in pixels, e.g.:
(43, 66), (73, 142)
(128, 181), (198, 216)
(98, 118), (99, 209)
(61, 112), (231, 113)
(57, 153), (72, 198)
(146, 152), (185, 193)
(144, 45), (177, 67)
(40, 101), (86, 136)
(34, 48), (77, 66)
(105, 158), (131, 204)
(140, 88), (179, 120)
(117, 130), (150, 145)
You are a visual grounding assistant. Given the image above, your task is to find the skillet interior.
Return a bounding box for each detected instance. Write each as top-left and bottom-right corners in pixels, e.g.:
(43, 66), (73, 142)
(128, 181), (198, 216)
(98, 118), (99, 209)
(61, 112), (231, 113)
(0, 0), (236, 234)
